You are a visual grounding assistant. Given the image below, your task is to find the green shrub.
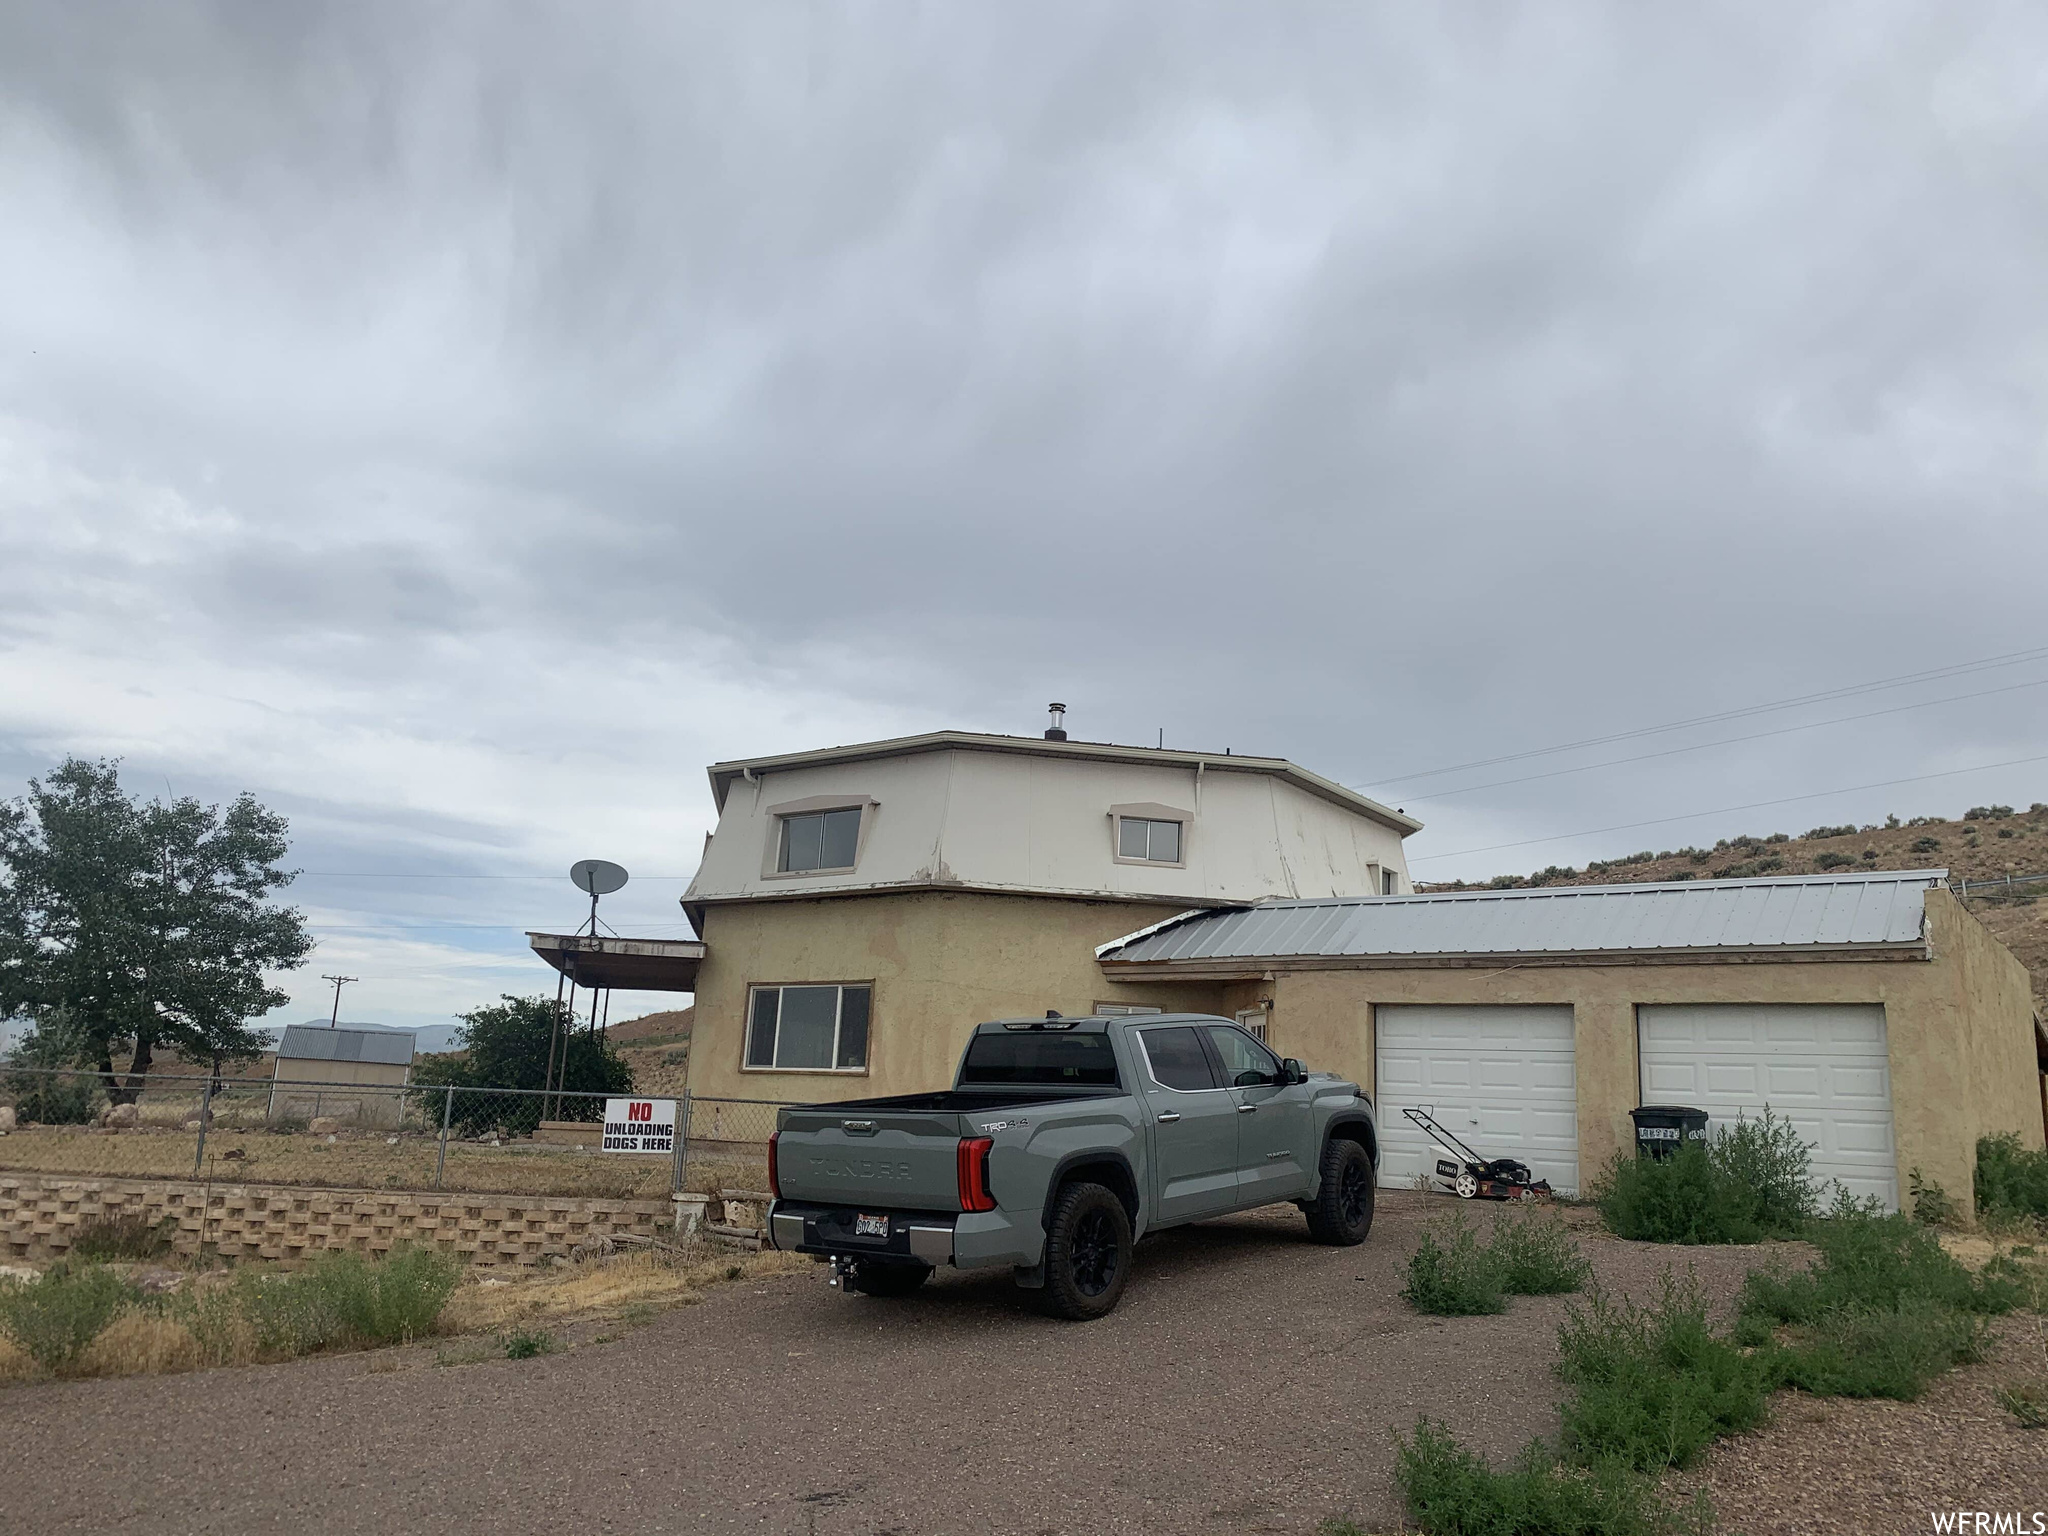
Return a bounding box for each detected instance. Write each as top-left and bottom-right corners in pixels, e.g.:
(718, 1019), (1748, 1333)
(1490, 1212), (1593, 1296)
(1977, 1133), (2048, 1222)
(1390, 1421), (1712, 1536)
(1909, 836), (1942, 853)
(1805, 824), (1858, 840)
(1402, 1219), (1507, 1316)
(0, 1263), (136, 1369)
(504, 1327), (554, 1359)
(1772, 1295), (1990, 1400)
(1595, 1111), (1814, 1245)
(1813, 851), (1859, 870)
(1908, 1169), (1959, 1228)
(237, 1246), (459, 1355)
(70, 1212), (177, 1261)
(1742, 1194), (2020, 1322)
(1965, 805), (2014, 821)
(1556, 1275), (1773, 1471)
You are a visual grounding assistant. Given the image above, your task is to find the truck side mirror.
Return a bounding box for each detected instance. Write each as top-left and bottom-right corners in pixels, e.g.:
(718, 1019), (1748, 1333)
(1281, 1058), (1304, 1085)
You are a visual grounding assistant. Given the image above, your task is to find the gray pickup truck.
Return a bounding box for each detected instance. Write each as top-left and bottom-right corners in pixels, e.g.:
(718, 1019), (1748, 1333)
(765, 1011), (1378, 1319)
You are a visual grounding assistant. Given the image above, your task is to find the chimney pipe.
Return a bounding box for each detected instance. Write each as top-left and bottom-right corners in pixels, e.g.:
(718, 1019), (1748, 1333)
(1044, 702), (1068, 741)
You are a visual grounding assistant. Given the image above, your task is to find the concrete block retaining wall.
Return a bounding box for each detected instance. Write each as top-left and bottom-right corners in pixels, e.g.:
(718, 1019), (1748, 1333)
(0, 1173), (674, 1267)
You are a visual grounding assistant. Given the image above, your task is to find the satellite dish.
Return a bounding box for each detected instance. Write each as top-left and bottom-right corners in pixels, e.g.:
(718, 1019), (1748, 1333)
(570, 860), (629, 897)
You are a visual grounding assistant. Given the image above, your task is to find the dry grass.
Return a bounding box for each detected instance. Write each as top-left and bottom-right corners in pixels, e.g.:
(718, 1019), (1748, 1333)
(0, 1334), (33, 1384)
(442, 1245), (809, 1334)
(75, 1314), (204, 1377)
(0, 1127), (688, 1200)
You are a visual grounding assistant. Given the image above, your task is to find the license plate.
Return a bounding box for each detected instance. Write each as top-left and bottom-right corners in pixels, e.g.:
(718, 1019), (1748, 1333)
(854, 1213), (889, 1238)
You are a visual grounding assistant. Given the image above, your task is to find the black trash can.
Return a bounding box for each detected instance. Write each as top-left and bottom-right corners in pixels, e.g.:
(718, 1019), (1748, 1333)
(1631, 1105), (1709, 1160)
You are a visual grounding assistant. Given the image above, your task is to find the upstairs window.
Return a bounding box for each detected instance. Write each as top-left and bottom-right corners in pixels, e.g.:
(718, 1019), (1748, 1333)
(745, 983), (871, 1071)
(778, 807), (862, 873)
(1382, 868), (1399, 895)
(1116, 816), (1183, 864)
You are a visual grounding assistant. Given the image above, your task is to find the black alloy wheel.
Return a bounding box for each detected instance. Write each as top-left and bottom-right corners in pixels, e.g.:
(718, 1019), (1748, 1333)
(1039, 1181), (1133, 1320)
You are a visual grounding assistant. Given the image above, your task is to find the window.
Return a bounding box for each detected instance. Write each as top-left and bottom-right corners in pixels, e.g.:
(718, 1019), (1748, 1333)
(959, 1031), (1121, 1087)
(744, 984), (871, 1071)
(1234, 1007), (1270, 1043)
(778, 807), (861, 873)
(1382, 868), (1399, 895)
(1116, 817), (1182, 863)
(1138, 1025), (1219, 1091)
(1205, 1024), (1281, 1087)
(1094, 1003), (1163, 1017)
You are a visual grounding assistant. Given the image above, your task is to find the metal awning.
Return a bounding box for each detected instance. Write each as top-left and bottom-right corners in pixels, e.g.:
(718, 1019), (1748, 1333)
(527, 933), (704, 992)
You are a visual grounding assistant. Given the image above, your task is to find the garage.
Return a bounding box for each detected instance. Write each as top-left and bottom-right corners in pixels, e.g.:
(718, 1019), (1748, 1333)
(1376, 1004), (1580, 1196)
(1638, 1003), (1897, 1210)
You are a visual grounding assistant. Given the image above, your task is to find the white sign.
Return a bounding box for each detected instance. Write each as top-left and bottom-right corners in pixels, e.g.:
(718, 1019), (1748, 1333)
(601, 1097), (677, 1154)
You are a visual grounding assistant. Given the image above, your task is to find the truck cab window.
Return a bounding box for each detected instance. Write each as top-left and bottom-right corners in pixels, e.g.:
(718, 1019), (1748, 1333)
(1204, 1025), (1281, 1087)
(1139, 1026), (1219, 1091)
(958, 1032), (1120, 1086)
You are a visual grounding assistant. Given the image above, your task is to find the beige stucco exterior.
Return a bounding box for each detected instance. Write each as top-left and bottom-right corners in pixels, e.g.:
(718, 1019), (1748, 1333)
(686, 890), (1229, 1104)
(1107, 889), (2040, 1216)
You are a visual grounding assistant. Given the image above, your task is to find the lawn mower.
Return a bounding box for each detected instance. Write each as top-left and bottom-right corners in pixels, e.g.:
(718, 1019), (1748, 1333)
(1402, 1106), (1553, 1203)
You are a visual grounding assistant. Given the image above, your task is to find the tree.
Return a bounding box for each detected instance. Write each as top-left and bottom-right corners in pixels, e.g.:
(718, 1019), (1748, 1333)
(0, 758), (312, 1097)
(412, 994), (634, 1127)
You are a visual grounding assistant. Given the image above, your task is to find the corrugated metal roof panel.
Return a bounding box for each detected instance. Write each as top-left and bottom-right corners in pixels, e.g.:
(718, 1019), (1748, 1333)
(275, 1026), (417, 1065)
(1097, 870), (1944, 963)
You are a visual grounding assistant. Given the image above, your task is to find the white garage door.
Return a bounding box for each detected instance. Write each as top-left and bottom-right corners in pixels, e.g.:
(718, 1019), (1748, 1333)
(1637, 1004), (1897, 1210)
(1376, 1005), (1579, 1196)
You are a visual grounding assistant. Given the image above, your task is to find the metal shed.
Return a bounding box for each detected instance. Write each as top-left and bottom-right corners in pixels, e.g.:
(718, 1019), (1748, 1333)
(269, 1025), (418, 1128)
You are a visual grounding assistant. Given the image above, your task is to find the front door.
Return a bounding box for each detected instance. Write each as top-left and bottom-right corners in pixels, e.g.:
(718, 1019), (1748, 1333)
(1203, 1024), (1314, 1204)
(1135, 1024), (1241, 1224)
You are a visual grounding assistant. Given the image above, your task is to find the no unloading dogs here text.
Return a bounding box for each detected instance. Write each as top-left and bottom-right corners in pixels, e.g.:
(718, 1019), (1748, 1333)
(601, 1097), (677, 1154)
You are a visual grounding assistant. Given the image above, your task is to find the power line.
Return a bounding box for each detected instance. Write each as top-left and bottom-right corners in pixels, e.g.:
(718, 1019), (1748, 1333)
(1398, 676), (2048, 804)
(1406, 751), (2048, 864)
(1358, 644), (2048, 791)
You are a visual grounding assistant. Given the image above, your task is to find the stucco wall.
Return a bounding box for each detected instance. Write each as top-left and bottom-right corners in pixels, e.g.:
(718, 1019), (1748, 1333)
(688, 890), (1230, 1103)
(1171, 893), (2041, 1216)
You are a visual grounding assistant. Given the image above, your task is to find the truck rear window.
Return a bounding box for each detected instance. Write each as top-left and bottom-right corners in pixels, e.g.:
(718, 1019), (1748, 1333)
(958, 1032), (1121, 1087)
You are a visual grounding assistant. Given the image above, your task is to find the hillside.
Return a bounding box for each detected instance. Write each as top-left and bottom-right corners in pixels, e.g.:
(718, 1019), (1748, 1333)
(608, 1006), (693, 1096)
(1427, 799), (2048, 1013)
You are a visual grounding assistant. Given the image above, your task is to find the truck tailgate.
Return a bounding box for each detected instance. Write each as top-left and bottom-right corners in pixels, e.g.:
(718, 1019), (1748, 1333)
(775, 1105), (971, 1210)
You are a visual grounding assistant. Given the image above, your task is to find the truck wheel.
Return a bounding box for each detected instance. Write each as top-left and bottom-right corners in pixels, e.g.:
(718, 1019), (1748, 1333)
(849, 1261), (932, 1297)
(1304, 1138), (1375, 1245)
(1039, 1181), (1132, 1320)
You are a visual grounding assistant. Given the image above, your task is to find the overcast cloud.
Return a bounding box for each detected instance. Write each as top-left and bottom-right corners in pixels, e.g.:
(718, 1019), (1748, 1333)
(2, 2), (2045, 1033)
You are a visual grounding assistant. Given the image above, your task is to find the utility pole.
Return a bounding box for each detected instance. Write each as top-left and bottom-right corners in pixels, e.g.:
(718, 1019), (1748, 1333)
(322, 974), (358, 1029)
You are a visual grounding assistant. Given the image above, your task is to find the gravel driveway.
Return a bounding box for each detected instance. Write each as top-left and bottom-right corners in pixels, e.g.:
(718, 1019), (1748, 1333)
(0, 1191), (1975, 1535)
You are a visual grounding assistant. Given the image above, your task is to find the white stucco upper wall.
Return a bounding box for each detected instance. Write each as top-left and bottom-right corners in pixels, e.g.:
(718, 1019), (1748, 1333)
(682, 743), (1414, 907)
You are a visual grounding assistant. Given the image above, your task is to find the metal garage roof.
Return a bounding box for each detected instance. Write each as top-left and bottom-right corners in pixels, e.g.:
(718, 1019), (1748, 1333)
(1096, 870), (1946, 966)
(275, 1025), (418, 1065)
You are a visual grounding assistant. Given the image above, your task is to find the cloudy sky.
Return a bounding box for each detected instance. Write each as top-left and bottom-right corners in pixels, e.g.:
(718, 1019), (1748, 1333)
(2, 3), (2044, 1035)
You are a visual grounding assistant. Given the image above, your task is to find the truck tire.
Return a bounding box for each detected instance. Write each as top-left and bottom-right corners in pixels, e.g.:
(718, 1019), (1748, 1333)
(1039, 1181), (1132, 1320)
(849, 1260), (932, 1297)
(1304, 1137), (1375, 1245)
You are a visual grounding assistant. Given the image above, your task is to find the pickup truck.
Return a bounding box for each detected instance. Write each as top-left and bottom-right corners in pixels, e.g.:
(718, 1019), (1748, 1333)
(765, 1011), (1378, 1319)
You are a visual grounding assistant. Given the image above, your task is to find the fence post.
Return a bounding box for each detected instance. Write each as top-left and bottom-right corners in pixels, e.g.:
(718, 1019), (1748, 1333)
(435, 1086), (454, 1190)
(675, 1091), (691, 1196)
(191, 1077), (215, 1177)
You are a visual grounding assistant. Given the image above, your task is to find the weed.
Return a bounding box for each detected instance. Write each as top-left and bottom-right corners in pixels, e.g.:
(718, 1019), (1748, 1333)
(504, 1328), (554, 1359)
(1909, 836), (1943, 853)
(0, 1264), (137, 1370)
(1998, 1380), (2048, 1429)
(235, 1246), (459, 1356)
(1391, 1420), (1713, 1536)
(1489, 1212), (1593, 1296)
(725, 1264), (743, 1281)
(1402, 1219), (1506, 1316)
(1595, 1111), (1814, 1245)
(1813, 851), (1859, 870)
(69, 1212), (177, 1261)
(1743, 1193), (2020, 1321)
(1977, 1134), (2048, 1222)
(1908, 1170), (1959, 1228)
(1556, 1275), (1772, 1471)
(1772, 1295), (1990, 1400)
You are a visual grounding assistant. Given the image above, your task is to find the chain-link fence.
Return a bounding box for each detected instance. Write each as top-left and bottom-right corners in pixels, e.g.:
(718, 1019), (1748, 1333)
(0, 1068), (793, 1203)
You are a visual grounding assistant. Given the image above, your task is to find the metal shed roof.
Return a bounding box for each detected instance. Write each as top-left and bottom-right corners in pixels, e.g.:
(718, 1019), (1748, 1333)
(1096, 870), (1947, 967)
(275, 1025), (417, 1065)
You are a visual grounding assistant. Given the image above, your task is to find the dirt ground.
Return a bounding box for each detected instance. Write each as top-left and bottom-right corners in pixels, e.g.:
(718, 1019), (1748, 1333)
(1, 1191), (2040, 1535)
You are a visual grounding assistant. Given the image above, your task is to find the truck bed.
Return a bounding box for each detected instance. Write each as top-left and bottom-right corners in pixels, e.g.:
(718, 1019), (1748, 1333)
(780, 1086), (1119, 1117)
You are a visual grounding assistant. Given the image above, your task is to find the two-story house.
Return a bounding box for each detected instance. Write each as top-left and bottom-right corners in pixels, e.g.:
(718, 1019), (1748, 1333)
(674, 719), (1418, 1103)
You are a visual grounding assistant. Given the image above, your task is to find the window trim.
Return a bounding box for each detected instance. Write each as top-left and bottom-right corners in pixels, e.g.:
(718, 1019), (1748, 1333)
(760, 796), (878, 880)
(1108, 802), (1191, 870)
(1135, 1024), (1225, 1094)
(740, 981), (875, 1074)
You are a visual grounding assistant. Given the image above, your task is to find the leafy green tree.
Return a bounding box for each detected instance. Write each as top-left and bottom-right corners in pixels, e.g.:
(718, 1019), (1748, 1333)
(413, 994), (634, 1126)
(0, 758), (312, 1097)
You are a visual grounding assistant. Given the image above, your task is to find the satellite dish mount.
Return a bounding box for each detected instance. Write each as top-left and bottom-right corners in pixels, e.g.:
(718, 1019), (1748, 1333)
(569, 859), (630, 936)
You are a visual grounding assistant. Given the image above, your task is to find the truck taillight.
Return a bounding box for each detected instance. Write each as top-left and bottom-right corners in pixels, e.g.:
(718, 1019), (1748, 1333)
(957, 1136), (996, 1212)
(768, 1131), (781, 1199)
